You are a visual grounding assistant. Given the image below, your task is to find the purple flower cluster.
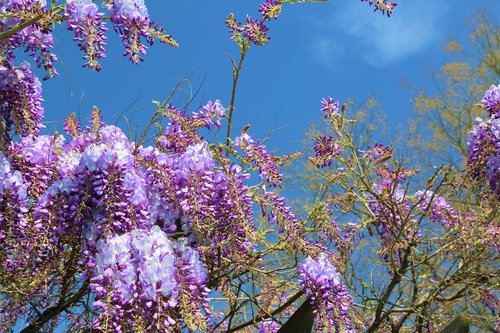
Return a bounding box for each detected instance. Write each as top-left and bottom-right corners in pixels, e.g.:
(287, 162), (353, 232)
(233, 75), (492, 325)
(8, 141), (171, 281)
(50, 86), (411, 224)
(235, 133), (283, 186)
(0, 151), (28, 244)
(467, 86), (500, 196)
(481, 84), (500, 117)
(414, 190), (459, 228)
(0, 0), (58, 79)
(259, 318), (281, 333)
(297, 253), (353, 331)
(362, 143), (394, 164)
(0, 61), (45, 144)
(0, 103), (262, 329)
(106, 0), (154, 63)
(158, 101), (226, 153)
(226, 0), (282, 46)
(244, 16), (270, 46)
(320, 97), (340, 119)
(259, 0), (282, 20)
(65, 0), (107, 71)
(91, 225), (210, 331)
(361, 0), (398, 17)
(368, 165), (420, 267)
(312, 135), (341, 168)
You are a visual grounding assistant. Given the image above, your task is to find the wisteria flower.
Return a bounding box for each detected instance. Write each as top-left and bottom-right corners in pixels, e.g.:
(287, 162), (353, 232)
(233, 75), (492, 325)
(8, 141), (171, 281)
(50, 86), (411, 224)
(297, 253), (353, 331)
(259, 0), (282, 20)
(65, 0), (107, 70)
(481, 84), (500, 117)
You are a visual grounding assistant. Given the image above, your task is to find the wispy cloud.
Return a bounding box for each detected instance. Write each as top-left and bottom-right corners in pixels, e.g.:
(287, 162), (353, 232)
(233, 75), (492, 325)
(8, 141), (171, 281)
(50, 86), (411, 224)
(310, 1), (448, 67)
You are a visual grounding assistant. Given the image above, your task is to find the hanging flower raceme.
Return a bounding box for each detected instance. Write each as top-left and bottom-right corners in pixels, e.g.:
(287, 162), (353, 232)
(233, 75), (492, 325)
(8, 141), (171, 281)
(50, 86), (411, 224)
(0, 0), (58, 79)
(65, 0), (107, 71)
(467, 85), (500, 196)
(105, 0), (152, 63)
(90, 225), (210, 332)
(105, 0), (177, 63)
(0, 151), (28, 245)
(0, 61), (45, 146)
(297, 253), (353, 331)
(234, 133), (282, 186)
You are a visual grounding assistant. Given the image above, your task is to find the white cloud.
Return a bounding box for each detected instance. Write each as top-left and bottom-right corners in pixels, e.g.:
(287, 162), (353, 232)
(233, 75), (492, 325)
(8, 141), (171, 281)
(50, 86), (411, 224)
(310, 37), (344, 69)
(310, 0), (448, 67)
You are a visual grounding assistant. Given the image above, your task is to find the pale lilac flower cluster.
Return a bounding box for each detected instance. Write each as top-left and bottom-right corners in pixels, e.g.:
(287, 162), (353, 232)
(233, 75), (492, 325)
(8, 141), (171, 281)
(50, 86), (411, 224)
(467, 86), (500, 195)
(106, 0), (155, 63)
(481, 84), (500, 117)
(9, 134), (64, 197)
(65, 0), (107, 71)
(234, 133), (283, 186)
(259, 318), (281, 333)
(91, 226), (210, 331)
(361, 0), (397, 17)
(297, 253), (353, 331)
(414, 190), (459, 228)
(0, 151), (28, 244)
(312, 135), (341, 168)
(0, 62), (45, 144)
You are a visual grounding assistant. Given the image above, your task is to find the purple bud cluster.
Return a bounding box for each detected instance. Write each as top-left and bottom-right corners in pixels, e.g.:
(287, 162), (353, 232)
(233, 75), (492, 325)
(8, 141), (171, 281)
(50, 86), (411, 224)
(467, 85), (500, 196)
(297, 253), (353, 331)
(312, 135), (341, 168)
(244, 16), (270, 46)
(259, 0), (282, 21)
(226, 0), (282, 46)
(234, 133), (283, 186)
(91, 226), (210, 331)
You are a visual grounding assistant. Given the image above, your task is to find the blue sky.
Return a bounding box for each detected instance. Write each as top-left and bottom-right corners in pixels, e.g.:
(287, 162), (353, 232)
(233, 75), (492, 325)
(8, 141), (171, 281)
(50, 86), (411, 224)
(38, 0), (500, 155)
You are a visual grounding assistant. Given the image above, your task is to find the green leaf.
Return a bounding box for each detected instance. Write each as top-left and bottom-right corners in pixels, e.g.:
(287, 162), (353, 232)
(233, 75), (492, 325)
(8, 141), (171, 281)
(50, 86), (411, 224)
(277, 298), (315, 333)
(438, 314), (470, 333)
